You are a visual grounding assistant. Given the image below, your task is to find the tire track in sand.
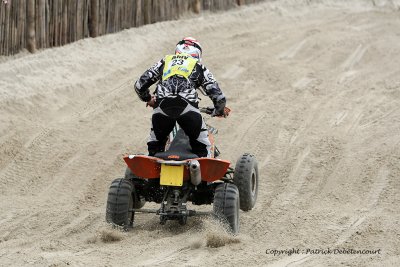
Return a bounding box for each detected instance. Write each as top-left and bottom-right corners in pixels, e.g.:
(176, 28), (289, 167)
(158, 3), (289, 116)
(228, 114), (273, 237)
(0, 79), (135, 252)
(0, 78), (132, 196)
(0, 127), (53, 195)
(278, 39), (308, 60)
(276, 145), (311, 206)
(266, 165), (390, 267)
(338, 44), (368, 84)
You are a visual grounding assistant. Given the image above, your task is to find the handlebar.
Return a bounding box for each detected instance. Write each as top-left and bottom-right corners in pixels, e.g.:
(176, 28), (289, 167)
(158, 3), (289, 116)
(199, 107), (215, 115)
(200, 106), (231, 117)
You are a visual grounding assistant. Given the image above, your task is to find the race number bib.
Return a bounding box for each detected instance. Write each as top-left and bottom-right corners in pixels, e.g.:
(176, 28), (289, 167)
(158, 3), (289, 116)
(162, 54), (197, 81)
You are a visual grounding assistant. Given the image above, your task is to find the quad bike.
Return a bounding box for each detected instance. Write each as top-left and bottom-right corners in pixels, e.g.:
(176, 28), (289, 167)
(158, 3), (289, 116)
(105, 107), (259, 234)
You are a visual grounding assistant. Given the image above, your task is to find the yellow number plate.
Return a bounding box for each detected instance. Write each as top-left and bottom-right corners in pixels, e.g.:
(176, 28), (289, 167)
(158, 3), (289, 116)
(160, 164), (184, 186)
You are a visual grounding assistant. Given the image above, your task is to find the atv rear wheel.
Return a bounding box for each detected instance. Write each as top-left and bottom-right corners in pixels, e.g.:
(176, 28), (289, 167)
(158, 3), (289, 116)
(233, 153), (259, 211)
(213, 183), (240, 234)
(106, 178), (135, 227)
(125, 167), (146, 209)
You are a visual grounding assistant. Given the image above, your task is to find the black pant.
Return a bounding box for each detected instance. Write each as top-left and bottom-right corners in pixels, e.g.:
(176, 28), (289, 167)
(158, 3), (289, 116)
(147, 97), (209, 157)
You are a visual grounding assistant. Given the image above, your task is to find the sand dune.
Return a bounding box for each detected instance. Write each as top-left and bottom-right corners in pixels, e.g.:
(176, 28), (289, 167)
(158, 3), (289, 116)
(1, 0), (399, 266)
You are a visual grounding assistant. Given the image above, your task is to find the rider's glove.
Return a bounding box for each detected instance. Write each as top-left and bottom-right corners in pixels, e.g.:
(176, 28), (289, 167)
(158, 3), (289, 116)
(146, 96), (156, 108)
(212, 107), (224, 117)
(212, 98), (226, 117)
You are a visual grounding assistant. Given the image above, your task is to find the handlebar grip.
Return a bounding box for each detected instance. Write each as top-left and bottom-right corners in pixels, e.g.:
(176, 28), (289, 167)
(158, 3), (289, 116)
(200, 106), (231, 117)
(200, 107), (214, 114)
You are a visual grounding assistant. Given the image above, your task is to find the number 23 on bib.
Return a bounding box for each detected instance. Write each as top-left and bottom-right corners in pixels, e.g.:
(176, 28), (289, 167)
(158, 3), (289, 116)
(162, 54), (198, 81)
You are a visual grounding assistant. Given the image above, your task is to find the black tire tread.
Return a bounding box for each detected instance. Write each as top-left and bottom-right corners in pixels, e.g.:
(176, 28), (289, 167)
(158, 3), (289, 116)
(106, 178), (134, 226)
(233, 153), (259, 211)
(213, 183), (240, 234)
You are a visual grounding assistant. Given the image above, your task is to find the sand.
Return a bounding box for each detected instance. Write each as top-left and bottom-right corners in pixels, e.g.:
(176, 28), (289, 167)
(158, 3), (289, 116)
(0, 0), (400, 266)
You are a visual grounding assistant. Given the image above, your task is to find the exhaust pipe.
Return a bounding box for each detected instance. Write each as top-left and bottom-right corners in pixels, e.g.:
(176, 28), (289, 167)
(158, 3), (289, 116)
(189, 160), (201, 186)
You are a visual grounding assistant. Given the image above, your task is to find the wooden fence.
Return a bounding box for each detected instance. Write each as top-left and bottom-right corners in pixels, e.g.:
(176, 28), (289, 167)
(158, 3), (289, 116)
(0, 0), (265, 56)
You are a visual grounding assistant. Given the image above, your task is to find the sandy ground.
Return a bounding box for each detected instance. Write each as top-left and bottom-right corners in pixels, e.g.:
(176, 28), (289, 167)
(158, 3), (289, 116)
(1, 0), (400, 266)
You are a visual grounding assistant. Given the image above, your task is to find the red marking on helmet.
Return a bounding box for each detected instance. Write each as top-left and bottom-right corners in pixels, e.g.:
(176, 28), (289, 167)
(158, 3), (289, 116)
(168, 155), (180, 159)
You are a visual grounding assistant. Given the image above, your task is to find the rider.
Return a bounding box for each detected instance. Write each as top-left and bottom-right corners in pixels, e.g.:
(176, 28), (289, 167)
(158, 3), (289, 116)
(134, 37), (227, 157)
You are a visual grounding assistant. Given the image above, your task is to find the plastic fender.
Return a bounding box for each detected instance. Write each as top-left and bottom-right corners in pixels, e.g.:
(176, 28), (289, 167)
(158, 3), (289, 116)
(123, 155), (230, 181)
(197, 158), (230, 182)
(124, 155), (161, 179)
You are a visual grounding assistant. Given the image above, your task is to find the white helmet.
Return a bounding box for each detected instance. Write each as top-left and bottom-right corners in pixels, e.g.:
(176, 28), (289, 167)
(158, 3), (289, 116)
(175, 37), (202, 60)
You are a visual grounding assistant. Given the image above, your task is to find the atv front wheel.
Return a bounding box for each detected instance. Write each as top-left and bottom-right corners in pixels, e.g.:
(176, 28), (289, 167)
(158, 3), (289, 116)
(106, 178), (135, 227)
(233, 153), (259, 211)
(213, 183), (240, 234)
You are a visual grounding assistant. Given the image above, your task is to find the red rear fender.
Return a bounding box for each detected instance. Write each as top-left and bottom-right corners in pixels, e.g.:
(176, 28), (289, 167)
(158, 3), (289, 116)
(123, 155), (230, 182)
(197, 158), (230, 182)
(124, 155), (160, 179)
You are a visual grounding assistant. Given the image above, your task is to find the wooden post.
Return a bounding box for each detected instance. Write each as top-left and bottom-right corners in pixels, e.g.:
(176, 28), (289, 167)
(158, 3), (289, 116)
(47, 1), (51, 46)
(14, 0), (19, 54)
(62, 0), (66, 43)
(53, 0), (58, 46)
(106, 0), (110, 33)
(68, 1), (71, 42)
(143, 0), (151, 25)
(124, 0), (130, 29)
(115, 0), (120, 32)
(106, 0), (111, 33)
(37, 0), (45, 48)
(0, 3), (2, 55)
(27, 0), (36, 53)
(45, 0), (50, 47)
(135, 0), (142, 27)
(17, 0), (25, 51)
(71, 0), (75, 42)
(84, 0), (89, 37)
(99, 0), (103, 35)
(76, 0), (82, 40)
(193, 0), (201, 14)
(3, 0), (9, 55)
(57, 0), (61, 46)
(10, 0), (15, 54)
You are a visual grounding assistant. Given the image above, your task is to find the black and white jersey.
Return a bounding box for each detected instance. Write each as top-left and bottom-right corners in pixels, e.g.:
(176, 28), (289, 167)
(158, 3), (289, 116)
(134, 56), (226, 106)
